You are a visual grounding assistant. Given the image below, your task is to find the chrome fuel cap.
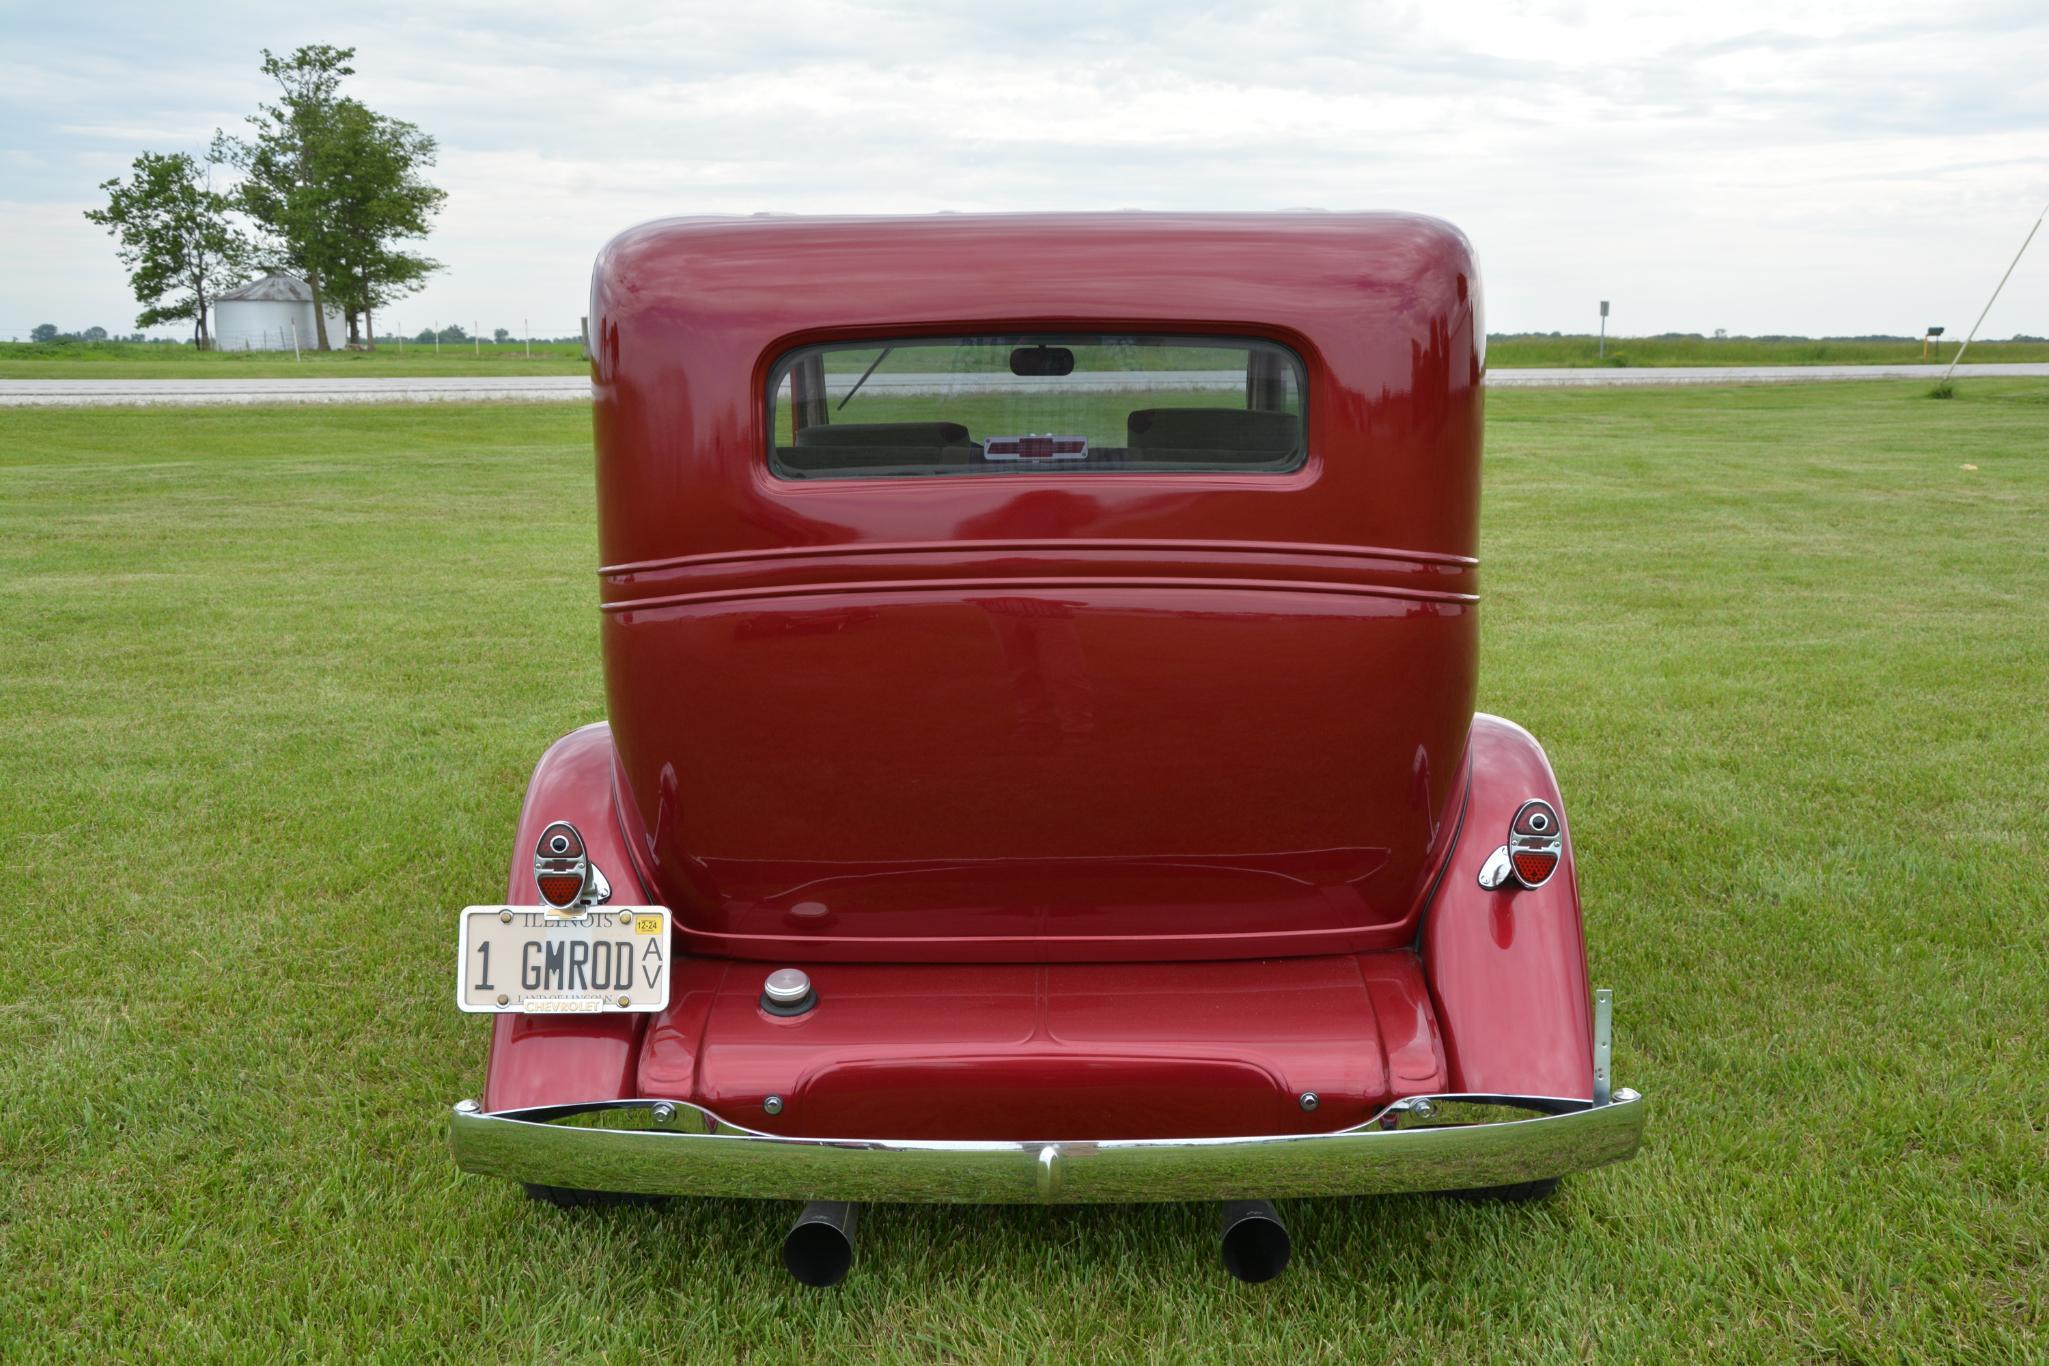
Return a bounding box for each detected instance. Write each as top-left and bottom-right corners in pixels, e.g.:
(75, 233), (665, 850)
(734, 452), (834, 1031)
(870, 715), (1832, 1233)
(764, 968), (812, 1004)
(761, 968), (816, 1015)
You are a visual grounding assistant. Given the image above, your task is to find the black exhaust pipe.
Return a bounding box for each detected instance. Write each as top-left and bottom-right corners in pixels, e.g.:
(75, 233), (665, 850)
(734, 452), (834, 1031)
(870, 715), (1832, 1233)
(783, 1201), (859, 1287)
(1219, 1200), (1291, 1283)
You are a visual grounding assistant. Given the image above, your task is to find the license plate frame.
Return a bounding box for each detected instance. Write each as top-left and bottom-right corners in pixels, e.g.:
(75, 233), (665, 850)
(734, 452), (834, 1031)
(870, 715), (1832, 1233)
(454, 905), (671, 1014)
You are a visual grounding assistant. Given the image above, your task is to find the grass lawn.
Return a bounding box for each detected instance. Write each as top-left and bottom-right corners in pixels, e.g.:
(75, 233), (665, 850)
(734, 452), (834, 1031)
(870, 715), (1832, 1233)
(6, 335), (2048, 379)
(1, 384), (2043, 1359)
(0, 338), (589, 380)
(1485, 335), (2049, 368)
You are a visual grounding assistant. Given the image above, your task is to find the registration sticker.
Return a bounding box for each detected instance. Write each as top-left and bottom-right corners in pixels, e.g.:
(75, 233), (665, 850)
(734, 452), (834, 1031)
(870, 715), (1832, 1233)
(454, 905), (670, 1014)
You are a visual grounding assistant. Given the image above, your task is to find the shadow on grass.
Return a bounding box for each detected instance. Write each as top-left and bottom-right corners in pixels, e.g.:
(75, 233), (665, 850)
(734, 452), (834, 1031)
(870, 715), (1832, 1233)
(506, 1185), (1580, 1291)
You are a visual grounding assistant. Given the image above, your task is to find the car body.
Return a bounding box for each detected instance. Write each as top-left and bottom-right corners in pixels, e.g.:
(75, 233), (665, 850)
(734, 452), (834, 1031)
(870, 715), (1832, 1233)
(448, 211), (1644, 1281)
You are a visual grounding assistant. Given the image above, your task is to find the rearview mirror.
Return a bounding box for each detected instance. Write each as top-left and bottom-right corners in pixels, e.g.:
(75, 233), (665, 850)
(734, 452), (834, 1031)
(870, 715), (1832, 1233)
(1010, 346), (1075, 377)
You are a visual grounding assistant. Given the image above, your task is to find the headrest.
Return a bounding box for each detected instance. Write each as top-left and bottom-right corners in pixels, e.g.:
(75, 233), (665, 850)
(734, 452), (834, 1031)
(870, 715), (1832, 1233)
(794, 421), (971, 448)
(777, 444), (981, 473)
(1126, 408), (1299, 455)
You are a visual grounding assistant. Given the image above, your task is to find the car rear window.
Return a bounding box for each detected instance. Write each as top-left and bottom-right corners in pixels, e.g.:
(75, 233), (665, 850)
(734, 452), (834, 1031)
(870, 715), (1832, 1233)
(766, 335), (1306, 479)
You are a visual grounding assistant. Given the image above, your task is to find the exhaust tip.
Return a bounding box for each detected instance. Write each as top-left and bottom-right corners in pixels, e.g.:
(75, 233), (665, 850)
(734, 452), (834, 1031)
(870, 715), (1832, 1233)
(1220, 1200), (1291, 1283)
(783, 1201), (858, 1287)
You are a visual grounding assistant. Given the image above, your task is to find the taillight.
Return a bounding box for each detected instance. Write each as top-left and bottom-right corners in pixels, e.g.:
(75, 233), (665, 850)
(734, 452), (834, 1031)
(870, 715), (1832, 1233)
(533, 821), (591, 909)
(1477, 798), (1563, 890)
(1507, 799), (1561, 886)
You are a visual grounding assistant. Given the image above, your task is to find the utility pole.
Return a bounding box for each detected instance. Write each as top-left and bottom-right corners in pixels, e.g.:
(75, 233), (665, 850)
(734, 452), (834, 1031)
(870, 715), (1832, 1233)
(1598, 300), (1610, 359)
(1941, 200), (2047, 384)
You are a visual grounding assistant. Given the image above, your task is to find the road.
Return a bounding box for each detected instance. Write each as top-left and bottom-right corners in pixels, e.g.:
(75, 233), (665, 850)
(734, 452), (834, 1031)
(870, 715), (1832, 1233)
(0, 376), (593, 407)
(3, 364), (2045, 407)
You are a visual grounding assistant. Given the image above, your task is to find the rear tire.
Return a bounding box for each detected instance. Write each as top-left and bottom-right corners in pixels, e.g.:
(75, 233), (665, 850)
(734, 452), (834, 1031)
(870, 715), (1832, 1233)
(523, 1184), (670, 1210)
(1444, 1177), (1561, 1203)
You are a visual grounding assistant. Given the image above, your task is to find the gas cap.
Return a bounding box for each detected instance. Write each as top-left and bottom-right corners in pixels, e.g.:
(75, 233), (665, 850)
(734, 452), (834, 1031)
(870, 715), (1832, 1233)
(761, 968), (816, 1016)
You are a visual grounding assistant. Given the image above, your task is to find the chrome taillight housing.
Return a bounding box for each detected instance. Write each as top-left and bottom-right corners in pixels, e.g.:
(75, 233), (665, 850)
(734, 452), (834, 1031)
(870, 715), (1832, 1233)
(534, 821), (593, 909)
(1477, 799), (1563, 890)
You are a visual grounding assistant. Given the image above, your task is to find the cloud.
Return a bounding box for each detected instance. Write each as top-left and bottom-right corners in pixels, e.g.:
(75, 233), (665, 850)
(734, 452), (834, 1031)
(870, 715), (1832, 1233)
(2, 0), (2044, 339)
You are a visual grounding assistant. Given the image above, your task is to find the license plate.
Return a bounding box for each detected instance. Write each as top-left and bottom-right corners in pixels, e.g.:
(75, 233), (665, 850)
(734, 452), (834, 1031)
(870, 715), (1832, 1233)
(454, 905), (670, 1014)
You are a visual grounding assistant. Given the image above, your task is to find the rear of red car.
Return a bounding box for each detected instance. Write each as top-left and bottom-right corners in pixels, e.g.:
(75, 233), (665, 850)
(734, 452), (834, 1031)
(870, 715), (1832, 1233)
(449, 213), (1642, 1283)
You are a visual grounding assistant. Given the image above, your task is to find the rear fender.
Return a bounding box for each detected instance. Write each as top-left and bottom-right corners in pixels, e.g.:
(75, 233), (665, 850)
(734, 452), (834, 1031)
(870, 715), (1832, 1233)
(481, 723), (654, 1113)
(1421, 714), (1595, 1099)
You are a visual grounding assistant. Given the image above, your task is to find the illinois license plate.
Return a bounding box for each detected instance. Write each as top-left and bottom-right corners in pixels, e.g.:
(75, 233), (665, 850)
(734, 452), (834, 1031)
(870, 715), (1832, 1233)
(454, 905), (670, 1014)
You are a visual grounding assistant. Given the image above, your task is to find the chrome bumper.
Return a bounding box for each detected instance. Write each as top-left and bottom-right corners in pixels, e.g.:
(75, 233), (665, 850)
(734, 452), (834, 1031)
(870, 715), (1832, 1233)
(448, 1088), (1644, 1204)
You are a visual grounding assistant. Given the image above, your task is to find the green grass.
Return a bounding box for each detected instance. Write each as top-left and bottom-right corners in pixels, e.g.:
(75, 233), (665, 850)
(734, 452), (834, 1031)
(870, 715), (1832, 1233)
(0, 337), (589, 379)
(2, 385), (2044, 1359)
(9, 334), (2048, 379)
(1486, 334), (2049, 368)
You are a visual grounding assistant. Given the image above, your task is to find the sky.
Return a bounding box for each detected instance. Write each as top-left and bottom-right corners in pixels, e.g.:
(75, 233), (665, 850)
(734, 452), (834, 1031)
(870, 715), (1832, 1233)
(2, 0), (2045, 342)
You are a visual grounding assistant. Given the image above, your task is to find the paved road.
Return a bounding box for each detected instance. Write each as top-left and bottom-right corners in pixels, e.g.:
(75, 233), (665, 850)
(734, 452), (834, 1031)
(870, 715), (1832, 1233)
(0, 375), (594, 407)
(3, 364), (2045, 407)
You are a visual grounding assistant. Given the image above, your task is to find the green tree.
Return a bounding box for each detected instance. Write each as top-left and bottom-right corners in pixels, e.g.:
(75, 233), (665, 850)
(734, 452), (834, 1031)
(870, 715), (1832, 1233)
(214, 45), (356, 350)
(215, 45), (445, 352)
(493, 327), (510, 344)
(83, 151), (253, 347)
(31, 324), (58, 343)
(314, 99), (446, 349)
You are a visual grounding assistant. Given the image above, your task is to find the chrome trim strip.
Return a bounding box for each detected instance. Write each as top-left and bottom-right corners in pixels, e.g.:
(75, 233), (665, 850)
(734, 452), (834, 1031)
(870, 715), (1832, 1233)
(602, 575), (1480, 616)
(599, 538), (1481, 579)
(448, 1088), (1644, 1204)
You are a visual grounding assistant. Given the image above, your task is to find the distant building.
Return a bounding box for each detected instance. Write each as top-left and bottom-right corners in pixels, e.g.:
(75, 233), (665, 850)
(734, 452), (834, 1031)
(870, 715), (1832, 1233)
(211, 274), (347, 351)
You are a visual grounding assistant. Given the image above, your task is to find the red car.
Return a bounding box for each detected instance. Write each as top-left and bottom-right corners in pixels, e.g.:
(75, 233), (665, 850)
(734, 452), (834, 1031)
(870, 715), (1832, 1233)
(449, 212), (1644, 1285)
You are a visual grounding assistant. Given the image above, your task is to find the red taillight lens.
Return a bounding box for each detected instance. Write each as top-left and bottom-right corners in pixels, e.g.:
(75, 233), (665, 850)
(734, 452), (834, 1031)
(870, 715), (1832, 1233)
(536, 871), (586, 906)
(1512, 849), (1558, 885)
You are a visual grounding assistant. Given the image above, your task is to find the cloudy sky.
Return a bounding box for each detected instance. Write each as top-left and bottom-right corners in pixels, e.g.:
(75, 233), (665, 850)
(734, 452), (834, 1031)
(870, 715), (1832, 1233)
(3, 0), (2045, 341)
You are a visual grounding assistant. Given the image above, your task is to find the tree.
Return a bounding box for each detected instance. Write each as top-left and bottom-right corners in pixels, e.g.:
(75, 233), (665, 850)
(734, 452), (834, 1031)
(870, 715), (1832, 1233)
(215, 46), (445, 352)
(493, 327), (510, 344)
(215, 45), (356, 350)
(31, 324), (58, 343)
(83, 151), (253, 347)
(84, 326), (109, 341)
(315, 100), (445, 350)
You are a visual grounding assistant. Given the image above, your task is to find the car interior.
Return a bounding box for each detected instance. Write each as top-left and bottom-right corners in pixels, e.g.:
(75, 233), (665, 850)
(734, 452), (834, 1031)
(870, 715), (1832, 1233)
(769, 338), (1306, 478)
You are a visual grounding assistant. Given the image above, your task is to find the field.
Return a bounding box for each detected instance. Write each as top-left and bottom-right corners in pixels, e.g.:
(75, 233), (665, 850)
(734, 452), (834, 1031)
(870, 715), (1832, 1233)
(1485, 334), (2049, 367)
(2, 384), (2044, 1359)
(0, 337), (589, 379)
(6, 335), (2049, 380)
